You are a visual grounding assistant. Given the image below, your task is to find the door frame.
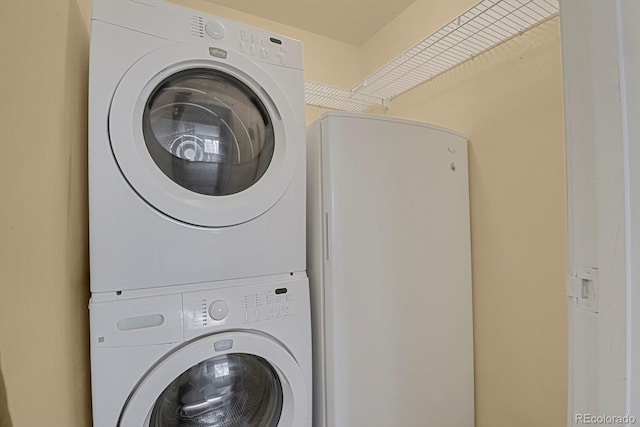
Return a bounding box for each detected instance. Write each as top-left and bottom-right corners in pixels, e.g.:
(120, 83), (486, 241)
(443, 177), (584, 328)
(560, 0), (639, 425)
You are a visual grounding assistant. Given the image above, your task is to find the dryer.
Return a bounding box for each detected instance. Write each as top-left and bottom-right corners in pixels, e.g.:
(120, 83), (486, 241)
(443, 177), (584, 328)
(89, 0), (306, 293)
(90, 275), (311, 426)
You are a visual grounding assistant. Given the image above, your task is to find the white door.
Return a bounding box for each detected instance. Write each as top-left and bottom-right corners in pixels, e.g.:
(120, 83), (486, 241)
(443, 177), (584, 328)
(109, 44), (299, 227)
(119, 332), (308, 426)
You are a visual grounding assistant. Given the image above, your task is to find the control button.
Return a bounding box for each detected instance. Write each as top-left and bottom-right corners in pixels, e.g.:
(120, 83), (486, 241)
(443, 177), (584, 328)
(276, 52), (286, 64)
(260, 47), (269, 59)
(240, 30), (250, 42)
(205, 20), (225, 39)
(239, 41), (248, 53)
(209, 300), (229, 321)
(250, 44), (257, 56)
(255, 309), (261, 320)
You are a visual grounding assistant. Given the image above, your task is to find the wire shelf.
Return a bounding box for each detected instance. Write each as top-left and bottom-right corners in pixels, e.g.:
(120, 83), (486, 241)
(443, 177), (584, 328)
(304, 81), (385, 113)
(304, 0), (559, 112)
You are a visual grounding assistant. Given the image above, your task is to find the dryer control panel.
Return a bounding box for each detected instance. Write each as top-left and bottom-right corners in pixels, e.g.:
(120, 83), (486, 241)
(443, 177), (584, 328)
(236, 29), (290, 66)
(92, 0), (303, 70)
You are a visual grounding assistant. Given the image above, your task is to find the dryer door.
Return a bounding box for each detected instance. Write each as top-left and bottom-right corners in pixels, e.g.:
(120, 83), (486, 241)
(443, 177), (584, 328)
(118, 332), (308, 426)
(109, 44), (301, 227)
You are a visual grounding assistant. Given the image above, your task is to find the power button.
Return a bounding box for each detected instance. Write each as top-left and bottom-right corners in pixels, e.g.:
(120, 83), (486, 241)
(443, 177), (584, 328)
(209, 300), (229, 321)
(205, 20), (225, 39)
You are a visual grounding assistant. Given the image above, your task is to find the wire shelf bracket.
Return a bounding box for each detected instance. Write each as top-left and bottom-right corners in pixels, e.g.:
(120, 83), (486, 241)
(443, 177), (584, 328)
(304, 81), (386, 113)
(304, 0), (559, 112)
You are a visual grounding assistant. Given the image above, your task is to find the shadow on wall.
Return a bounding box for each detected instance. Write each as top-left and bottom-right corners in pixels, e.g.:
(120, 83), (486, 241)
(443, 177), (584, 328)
(0, 362), (10, 427)
(61, 0), (92, 424)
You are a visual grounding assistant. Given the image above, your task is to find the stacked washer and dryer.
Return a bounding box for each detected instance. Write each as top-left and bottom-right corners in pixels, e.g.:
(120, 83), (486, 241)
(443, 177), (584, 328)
(88, 0), (311, 426)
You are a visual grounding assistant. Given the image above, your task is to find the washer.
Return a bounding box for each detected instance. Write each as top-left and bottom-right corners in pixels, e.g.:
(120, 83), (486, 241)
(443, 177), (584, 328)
(89, 0), (306, 293)
(90, 275), (312, 427)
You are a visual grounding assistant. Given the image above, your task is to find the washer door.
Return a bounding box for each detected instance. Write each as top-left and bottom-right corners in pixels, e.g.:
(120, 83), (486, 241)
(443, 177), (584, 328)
(109, 44), (299, 227)
(118, 332), (308, 426)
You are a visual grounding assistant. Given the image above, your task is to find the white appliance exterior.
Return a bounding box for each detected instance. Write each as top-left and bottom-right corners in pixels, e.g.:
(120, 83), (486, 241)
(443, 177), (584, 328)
(307, 112), (474, 427)
(90, 275), (312, 427)
(89, 0), (306, 293)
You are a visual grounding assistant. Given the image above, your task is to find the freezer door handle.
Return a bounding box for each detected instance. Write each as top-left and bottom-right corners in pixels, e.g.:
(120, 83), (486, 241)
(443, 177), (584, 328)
(324, 211), (330, 263)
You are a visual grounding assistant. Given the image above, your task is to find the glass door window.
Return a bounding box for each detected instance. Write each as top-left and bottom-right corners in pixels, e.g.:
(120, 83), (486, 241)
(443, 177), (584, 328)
(149, 353), (282, 426)
(143, 69), (275, 196)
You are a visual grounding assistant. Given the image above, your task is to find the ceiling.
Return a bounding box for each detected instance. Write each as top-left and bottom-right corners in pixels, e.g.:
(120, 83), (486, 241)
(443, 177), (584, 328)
(204, 0), (417, 45)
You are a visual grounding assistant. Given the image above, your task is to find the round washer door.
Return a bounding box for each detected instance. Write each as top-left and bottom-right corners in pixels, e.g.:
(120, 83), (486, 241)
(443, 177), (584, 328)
(118, 332), (308, 426)
(109, 44), (300, 227)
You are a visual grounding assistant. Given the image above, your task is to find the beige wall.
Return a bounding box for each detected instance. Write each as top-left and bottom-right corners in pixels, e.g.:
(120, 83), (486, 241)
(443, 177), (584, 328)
(361, 0), (477, 75)
(0, 0), (92, 425)
(368, 14), (567, 427)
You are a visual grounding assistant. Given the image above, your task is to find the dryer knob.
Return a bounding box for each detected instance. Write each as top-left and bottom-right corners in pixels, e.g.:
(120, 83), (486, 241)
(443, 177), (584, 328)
(209, 300), (229, 321)
(205, 20), (226, 39)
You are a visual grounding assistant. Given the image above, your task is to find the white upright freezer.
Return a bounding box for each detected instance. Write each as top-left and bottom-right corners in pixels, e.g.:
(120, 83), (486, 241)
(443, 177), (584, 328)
(307, 112), (474, 427)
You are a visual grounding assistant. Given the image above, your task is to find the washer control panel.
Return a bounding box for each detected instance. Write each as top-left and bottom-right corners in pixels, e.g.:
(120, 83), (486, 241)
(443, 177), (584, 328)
(241, 287), (292, 323)
(90, 276), (309, 346)
(182, 278), (303, 340)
